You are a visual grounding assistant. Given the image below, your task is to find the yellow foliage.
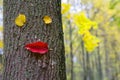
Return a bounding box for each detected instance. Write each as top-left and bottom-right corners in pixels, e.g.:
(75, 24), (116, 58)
(0, 40), (3, 48)
(15, 14), (26, 27)
(117, 73), (120, 79)
(73, 12), (90, 26)
(61, 3), (71, 14)
(78, 28), (88, 35)
(107, 9), (116, 16)
(73, 12), (100, 52)
(0, 63), (3, 71)
(66, 14), (71, 19)
(109, 53), (116, 59)
(91, 21), (98, 29)
(73, 12), (98, 32)
(0, 26), (3, 32)
(92, 0), (103, 8)
(63, 24), (67, 30)
(43, 16), (52, 24)
(82, 31), (92, 41)
(95, 12), (104, 23)
(83, 32), (100, 52)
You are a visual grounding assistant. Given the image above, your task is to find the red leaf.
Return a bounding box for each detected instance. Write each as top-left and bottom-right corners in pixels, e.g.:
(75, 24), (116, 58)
(25, 41), (48, 54)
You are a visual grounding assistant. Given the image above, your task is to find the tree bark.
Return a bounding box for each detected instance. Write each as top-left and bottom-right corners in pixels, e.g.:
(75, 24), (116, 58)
(3, 0), (66, 80)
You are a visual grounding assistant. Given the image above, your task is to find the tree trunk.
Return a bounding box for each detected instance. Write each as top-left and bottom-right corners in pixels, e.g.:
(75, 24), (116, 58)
(81, 39), (86, 80)
(3, 0), (66, 80)
(68, 20), (74, 80)
(96, 46), (103, 80)
(86, 52), (94, 80)
(104, 37), (111, 80)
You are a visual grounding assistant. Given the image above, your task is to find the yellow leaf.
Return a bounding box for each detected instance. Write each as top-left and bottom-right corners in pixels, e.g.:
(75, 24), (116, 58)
(43, 16), (52, 24)
(15, 14), (26, 27)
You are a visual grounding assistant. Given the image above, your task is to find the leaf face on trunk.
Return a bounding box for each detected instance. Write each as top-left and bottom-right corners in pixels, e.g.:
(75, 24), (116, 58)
(43, 16), (52, 24)
(25, 41), (48, 54)
(15, 14), (26, 27)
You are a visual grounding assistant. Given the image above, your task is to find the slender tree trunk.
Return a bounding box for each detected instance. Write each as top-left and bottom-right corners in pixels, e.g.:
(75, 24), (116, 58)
(3, 0), (66, 80)
(67, 0), (74, 80)
(111, 41), (119, 80)
(81, 39), (86, 80)
(68, 20), (74, 80)
(81, 41), (94, 80)
(86, 52), (94, 80)
(96, 46), (103, 80)
(95, 31), (103, 80)
(104, 37), (110, 80)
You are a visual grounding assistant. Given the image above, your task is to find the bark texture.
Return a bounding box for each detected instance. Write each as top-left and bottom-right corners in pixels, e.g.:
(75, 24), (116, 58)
(3, 0), (66, 80)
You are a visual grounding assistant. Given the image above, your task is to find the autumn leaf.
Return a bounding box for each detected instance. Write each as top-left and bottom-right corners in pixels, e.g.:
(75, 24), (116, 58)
(25, 41), (48, 54)
(15, 14), (26, 27)
(43, 16), (52, 24)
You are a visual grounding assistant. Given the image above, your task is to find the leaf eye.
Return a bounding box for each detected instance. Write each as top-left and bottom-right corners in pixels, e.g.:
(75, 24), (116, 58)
(15, 14), (26, 27)
(43, 16), (52, 24)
